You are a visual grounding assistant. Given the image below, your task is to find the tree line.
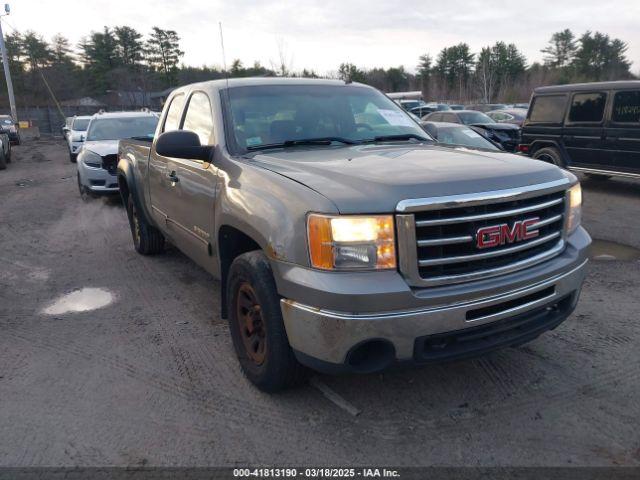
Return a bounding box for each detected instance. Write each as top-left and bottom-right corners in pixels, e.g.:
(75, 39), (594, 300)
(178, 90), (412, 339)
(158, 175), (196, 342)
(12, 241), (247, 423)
(0, 25), (635, 108)
(339, 29), (634, 103)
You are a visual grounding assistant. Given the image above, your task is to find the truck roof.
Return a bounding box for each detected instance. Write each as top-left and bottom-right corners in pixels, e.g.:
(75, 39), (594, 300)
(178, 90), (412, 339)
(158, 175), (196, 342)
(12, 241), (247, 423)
(534, 80), (640, 94)
(171, 77), (368, 94)
(91, 111), (158, 119)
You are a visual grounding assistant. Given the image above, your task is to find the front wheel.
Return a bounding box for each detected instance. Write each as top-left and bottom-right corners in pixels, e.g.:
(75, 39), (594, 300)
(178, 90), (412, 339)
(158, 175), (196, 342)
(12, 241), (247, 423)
(77, 173), (92, 201)
(227, 251), (307, 392)
(69, 152), (77, 163)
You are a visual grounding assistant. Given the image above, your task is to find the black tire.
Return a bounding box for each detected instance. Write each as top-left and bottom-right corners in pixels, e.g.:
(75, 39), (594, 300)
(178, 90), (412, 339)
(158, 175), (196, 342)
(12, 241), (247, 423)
(532, 147), (565, 167)
(5, 143), (10, 163)
(69, 152), (77, 163)
(126, 194), (165, 255)
(227, 251), (307, 392)
(0, 150), (6, 170)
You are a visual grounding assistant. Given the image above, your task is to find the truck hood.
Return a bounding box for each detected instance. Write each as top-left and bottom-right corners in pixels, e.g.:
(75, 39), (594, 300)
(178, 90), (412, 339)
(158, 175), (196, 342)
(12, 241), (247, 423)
(251, 144), (567, 214)
(83, 140), (119, 156)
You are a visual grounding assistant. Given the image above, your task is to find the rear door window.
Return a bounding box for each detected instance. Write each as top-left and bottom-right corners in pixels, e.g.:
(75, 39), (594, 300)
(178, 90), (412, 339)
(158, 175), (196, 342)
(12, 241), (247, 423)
(529, 95), (567, 123)
(568, 92), (607, 123)
(163, 94), (185, 132)
(611, 90), (640, 124)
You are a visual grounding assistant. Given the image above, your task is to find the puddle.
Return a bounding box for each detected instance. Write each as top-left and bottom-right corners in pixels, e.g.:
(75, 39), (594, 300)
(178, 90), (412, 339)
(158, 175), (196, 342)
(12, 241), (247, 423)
(590, 239), (640, 261)
(42, 288), (114, 315)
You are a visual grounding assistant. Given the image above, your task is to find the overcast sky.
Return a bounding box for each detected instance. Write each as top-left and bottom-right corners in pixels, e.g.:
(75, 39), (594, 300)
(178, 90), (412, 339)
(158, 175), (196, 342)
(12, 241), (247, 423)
(9, 0), (640, 74)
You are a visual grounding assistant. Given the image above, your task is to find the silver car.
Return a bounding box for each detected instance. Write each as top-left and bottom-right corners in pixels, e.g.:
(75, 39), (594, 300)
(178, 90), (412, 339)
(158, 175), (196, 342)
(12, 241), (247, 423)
(76, 111), (158, 199)
(67, 115), (92, 163)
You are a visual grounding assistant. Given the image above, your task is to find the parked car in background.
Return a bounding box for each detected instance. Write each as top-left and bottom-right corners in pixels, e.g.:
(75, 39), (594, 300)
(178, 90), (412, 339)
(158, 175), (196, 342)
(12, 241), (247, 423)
(77, 111), (158, 199)
(0, 130), (12, 170)
(409, 103), (451, 117)
(117, 78), (589, 392)
(486, 108), (528, 126)
(61, 116), (73, 138)
(449, 104), (465, 110)
(467, 103), (508, 113)
(67, 115), (92, 163)
(423, 110), (521, 151)
(0, 115), (20, 145)
(520, 80), (640, 180)
(396, 99), (427, 111)
(512, 103), (530, 110)
(420, 121), (503, 152)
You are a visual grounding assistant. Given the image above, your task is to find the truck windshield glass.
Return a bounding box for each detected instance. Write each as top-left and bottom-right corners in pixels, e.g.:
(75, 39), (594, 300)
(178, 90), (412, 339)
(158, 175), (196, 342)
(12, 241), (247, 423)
(86, 117), (158, 141)
(72, 118), (90, 131)
(225, 85), (430, 153)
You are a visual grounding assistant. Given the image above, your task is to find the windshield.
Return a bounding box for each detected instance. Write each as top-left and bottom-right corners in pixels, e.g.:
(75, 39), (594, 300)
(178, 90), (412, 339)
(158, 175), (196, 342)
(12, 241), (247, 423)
(0, 117), (12, 125)
(436, 126), (499, 150)
(86, 116), (158, 141)
(72, 118), (91, 131)
(226, 85), (429, 153)
(458, 111), (494, 125)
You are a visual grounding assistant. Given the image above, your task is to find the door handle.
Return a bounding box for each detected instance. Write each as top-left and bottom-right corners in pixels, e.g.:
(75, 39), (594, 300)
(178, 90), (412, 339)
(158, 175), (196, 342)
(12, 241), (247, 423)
(167, 171), (179, 183)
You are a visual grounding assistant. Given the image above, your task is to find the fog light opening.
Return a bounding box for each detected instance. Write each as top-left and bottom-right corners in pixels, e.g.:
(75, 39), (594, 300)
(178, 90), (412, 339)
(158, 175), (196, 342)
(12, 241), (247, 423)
(346, 339), (396, 373)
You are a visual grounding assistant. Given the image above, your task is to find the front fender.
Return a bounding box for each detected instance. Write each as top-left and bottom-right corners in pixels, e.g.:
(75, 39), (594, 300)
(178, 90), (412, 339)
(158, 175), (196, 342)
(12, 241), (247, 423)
(214, 157), (338, 267)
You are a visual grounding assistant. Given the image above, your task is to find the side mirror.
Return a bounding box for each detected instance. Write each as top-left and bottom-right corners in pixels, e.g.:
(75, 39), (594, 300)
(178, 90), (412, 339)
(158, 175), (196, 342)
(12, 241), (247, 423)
(155, 130), (213, 161)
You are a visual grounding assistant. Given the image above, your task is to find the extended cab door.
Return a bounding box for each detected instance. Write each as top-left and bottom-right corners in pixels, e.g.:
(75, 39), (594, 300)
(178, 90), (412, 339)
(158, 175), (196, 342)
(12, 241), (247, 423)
(149, 93), (186, 228)
(158, 91), (219, 270)
(563, 91), (612, 169)
(608, 89), (640, 175)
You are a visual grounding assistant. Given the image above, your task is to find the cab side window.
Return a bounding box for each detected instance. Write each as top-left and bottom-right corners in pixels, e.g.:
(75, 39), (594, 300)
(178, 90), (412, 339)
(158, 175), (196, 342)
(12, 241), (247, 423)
(612, 91), (640, 124)
(182, 92), (215, 145)
(568, 92), (607, 123)
(163, 94), (185, 132)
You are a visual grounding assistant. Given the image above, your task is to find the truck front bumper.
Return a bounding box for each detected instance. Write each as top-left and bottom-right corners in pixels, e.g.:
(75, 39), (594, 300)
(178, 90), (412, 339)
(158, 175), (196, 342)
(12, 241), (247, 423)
(276, 227), (590, 373)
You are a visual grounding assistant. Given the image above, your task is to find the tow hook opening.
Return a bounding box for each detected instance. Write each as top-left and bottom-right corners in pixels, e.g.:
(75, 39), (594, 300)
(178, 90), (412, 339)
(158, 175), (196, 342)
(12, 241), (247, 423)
(346, 339), (396, 373)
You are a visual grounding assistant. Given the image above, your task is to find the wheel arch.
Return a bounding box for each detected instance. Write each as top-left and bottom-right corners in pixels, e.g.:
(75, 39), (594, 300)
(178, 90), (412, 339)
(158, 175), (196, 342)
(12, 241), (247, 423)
(218, 225), (263, 319)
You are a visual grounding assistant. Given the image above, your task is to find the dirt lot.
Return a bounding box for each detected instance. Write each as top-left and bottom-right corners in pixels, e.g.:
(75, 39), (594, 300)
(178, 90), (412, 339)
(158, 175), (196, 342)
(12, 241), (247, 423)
(1, 139), (639, 467)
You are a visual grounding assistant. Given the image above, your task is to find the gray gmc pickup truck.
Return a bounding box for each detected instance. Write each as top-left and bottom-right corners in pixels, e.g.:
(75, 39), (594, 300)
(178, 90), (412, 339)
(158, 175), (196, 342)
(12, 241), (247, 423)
(117, 78), (590, 392)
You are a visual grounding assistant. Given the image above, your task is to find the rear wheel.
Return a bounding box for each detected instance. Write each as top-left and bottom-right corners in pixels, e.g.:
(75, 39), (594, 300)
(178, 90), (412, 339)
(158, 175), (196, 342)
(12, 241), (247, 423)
(69, 151), (77, 163)
(533, 147), (564, 168)
(227, 251), (307, 392)
(126, 194), (165, 255)
(0, 149), (6, 170)
(5, 143), (11, 163)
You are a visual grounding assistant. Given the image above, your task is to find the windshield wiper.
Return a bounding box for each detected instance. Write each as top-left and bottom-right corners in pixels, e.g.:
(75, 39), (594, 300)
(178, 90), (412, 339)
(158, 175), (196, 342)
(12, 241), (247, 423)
(246, 137), (357, 151)
(362, 133), (432, 144)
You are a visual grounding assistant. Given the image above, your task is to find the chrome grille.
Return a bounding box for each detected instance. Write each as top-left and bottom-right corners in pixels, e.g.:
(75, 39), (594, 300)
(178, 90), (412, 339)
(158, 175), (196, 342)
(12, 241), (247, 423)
(396, 180), (570, 287)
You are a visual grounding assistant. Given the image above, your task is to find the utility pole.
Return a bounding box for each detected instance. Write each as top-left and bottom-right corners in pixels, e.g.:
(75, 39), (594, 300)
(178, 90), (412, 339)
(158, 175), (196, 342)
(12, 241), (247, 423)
(0, 4), (17, 123)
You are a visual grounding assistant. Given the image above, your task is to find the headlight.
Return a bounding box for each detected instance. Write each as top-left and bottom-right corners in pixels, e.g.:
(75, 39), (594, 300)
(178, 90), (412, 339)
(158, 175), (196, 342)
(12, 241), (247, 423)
(565, 183), (582, 235)
(83, 150), (102, 168)
(307, 214), (396, 270)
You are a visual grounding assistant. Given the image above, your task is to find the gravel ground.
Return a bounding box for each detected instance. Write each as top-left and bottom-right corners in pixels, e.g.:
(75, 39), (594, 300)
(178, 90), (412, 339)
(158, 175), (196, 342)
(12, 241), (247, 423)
(0, 139), (639, 467)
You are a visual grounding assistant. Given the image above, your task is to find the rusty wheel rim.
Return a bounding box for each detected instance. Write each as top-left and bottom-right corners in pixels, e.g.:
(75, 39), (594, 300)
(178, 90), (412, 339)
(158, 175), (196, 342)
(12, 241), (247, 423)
(236, 282), (267, 365)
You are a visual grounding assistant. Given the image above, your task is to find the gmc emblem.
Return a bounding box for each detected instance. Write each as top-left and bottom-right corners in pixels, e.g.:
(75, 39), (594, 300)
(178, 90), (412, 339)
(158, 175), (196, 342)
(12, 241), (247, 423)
(476, 217), (540, 249)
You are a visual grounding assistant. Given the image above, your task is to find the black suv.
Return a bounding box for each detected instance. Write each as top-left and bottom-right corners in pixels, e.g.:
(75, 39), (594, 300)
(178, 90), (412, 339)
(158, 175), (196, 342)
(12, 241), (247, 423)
(520, 81), (640, 179)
